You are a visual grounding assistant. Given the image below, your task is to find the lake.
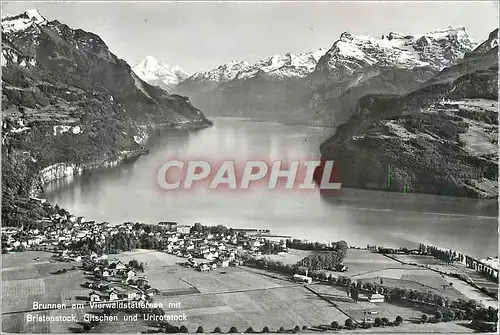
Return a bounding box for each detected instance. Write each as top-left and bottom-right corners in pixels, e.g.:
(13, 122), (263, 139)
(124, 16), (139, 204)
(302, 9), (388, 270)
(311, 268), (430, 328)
(43, 117), (498, 258)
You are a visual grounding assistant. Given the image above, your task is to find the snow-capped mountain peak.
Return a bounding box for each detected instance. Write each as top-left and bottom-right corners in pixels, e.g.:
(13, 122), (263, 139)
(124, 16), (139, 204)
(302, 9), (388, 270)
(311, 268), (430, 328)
(140, 55), (161, 71)
(315, 26), (475, 81)
(186, 48), (328, 83)
(1, 9), (47, 33)
(132, 56), (190, 90)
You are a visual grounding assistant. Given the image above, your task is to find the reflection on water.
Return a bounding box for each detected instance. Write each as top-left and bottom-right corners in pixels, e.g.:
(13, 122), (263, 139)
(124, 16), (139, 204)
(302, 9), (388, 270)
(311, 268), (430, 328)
(43, 117), (498, 258)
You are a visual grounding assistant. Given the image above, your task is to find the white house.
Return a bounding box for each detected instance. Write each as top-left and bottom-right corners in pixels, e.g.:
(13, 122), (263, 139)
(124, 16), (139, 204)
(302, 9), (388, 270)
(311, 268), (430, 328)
(115, 261), (127, 270)
(128, 292), (139, 300)
(127, 270), (136, 280)
(89, 293), (100, 302)
(292, 274), (312, 284)
(368, 293), (385, 303)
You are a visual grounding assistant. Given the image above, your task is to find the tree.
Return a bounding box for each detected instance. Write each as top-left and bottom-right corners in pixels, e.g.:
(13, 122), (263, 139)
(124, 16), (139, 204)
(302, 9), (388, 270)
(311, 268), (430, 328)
(302, 326), (308, 331)
(196, 326), (204, 333)
(331, 321), (339, 330)
(246, 327), (254, 333)
(293, 325), (300, 333)
(180, 326), (188, 333)
(395, 316), (403, 325)
(421, 314), (428, 323)
(345, 319), (354, 330)
(213, 327), (221, 333)
(165, 325), (180, 333)
(278, 326), (285, 333)
(229, 326), (238, 333)
(381, 317), (389, 326)
(374, 317), (382, 327)
(435, 311), (443, 322)
(262, 326), (270, 333)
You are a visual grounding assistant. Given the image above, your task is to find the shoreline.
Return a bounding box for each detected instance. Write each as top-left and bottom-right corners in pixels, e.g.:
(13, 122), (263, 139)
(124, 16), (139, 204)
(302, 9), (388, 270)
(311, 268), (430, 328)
(31, 120), (213, 197)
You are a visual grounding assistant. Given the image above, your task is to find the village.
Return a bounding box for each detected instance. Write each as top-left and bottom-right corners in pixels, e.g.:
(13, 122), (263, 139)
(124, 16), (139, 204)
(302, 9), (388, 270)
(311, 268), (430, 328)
(2, 202), (499, 334)
(1, 209), (288, 273)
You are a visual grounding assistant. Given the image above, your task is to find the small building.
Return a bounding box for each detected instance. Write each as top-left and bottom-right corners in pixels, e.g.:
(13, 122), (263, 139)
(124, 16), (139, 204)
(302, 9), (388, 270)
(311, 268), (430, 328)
(89, 292), (101, 302)
(292, 274), (312, 284)
(176, 225), (191, 234)
(115, 261), (127, 270)
(128, 292), (138, 300)
(127, 269), (136, 279)
(368, 293), (385, 303)
(109, 292), (119, 301)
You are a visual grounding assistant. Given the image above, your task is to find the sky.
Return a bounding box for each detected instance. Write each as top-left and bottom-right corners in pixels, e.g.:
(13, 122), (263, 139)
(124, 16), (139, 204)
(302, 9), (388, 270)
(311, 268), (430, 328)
(2, 1), (499, 74)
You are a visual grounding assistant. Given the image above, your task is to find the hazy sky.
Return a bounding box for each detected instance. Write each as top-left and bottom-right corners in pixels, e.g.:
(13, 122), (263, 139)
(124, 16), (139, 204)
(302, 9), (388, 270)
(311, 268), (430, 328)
(2, 1), (498, 74)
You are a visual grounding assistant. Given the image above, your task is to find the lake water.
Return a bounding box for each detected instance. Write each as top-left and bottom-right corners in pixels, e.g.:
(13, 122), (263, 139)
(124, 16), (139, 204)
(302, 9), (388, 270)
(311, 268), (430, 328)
(43, 117), (498, 258)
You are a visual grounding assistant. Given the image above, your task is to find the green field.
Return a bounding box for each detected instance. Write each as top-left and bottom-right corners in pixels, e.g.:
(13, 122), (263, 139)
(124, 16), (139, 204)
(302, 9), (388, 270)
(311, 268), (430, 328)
(158, 286), (350, 332)
(174, 267), (284, 294)
(1, 249), (489, 333)
(343, 249), (410, 276)
(113, 249), (186, 268)
(262, 249), (318, 265)
(2, 251), (92, 333)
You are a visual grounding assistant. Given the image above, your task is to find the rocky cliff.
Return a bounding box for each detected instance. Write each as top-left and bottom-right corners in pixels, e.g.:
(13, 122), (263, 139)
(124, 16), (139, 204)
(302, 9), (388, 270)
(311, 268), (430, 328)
(1, 10), (212, 226)
(319, 29), (498, 198)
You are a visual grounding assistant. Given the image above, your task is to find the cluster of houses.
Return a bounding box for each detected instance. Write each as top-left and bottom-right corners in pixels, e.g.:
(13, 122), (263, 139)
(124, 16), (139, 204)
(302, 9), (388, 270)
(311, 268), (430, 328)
(2, 210), (289, 277)
(1, 212), (94, 252)
(162, 228), (287, 272)
(82, 256), (157, 303)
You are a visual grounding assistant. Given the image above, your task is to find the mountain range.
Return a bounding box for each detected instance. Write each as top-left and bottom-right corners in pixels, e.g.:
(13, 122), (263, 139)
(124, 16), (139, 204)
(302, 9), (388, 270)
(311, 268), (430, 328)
(1, 9), (211, 226)
(141, 26), (498, 198)
(165, 27), (477, 125)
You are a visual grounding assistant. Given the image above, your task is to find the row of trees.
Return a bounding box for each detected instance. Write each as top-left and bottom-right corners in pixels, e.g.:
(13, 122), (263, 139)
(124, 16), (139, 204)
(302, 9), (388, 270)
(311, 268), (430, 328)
(296, 250), (346, 271)
(285, 239), (347, 252)
(157, 324), (311, 334)
(159, 320), (405, 334)
(261, 240), (283, 255)
(190, 223), (234, 236)
(241, 255), (298, 275)
(71, 229), (170, 254)
(293, 240), (348, 271)
(418, 243), (458, 265)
